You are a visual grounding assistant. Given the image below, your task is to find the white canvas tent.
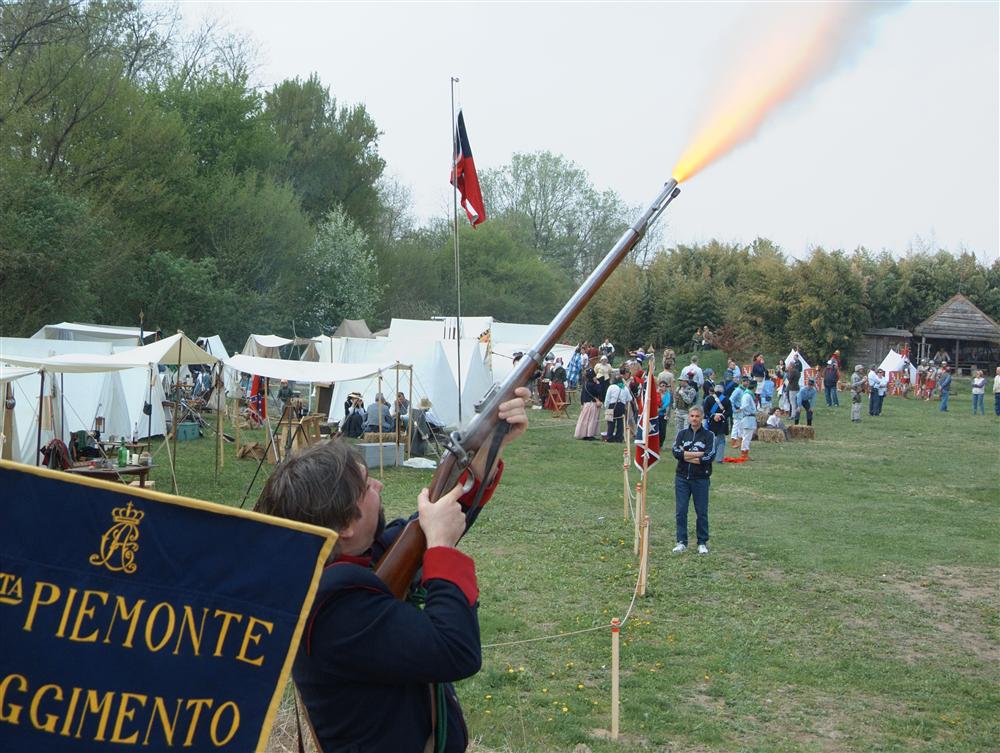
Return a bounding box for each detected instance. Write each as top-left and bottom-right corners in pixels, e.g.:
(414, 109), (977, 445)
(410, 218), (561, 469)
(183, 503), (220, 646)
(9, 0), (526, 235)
(0, 338), (169, 465)
(31, 321), (155, 344)
(241, 334), (293, 358)
(784, 349), (812, 373)
(878, 349), (918, 384)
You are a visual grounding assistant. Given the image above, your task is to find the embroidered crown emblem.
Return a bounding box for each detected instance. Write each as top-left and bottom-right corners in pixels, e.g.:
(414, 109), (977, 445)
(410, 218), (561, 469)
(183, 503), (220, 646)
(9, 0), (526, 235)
(90, 500), (144, 574)
(112, 501), (145, 524)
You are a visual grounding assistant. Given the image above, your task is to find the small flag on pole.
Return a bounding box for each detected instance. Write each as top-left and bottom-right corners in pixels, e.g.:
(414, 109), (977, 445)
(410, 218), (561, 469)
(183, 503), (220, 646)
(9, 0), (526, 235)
(634, 380), (661, 476)
(451, 109), (486, 227)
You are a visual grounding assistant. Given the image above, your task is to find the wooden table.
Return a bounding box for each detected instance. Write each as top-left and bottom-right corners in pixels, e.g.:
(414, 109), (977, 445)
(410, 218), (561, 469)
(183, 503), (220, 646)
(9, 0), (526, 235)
(65, 464), (153, 487)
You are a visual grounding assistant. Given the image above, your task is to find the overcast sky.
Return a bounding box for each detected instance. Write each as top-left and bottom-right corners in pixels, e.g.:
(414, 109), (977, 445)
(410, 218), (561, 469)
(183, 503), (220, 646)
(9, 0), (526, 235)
(176, 1), (999, 262)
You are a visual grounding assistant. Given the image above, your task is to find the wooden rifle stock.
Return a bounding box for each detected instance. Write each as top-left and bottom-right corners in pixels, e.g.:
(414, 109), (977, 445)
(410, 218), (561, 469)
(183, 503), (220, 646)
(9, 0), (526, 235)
(375, 178), (681, 599)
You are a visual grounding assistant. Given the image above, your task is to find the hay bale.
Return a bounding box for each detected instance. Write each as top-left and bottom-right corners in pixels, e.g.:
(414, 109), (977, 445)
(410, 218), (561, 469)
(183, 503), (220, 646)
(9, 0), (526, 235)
(788, 425), (815, 440)
(362, 431), (397, 443)
(756, 410), (770, 427)
(756, 428), (785, 443)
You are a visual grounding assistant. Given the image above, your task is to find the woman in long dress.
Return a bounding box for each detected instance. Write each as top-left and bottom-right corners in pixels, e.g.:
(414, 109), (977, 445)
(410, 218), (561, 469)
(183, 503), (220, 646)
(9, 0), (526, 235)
(574, 370), (602, 439)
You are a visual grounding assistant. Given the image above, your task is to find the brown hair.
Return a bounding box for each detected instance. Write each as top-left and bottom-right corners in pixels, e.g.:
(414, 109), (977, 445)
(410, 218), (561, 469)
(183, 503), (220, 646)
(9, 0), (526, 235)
(255, 440), (367, 534)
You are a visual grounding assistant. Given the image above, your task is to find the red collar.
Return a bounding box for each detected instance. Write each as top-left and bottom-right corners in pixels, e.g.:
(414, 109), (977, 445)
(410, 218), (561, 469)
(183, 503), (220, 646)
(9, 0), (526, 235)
(329, 553), (372, 568)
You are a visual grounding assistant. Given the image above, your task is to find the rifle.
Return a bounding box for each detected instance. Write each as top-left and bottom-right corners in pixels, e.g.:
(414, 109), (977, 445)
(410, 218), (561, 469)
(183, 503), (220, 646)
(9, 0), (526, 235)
(375, 178), (682, 598)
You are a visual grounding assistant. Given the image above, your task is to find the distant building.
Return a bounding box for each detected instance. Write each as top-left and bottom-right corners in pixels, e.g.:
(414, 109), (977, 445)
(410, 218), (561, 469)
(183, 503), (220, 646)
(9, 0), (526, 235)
(914, 294), (1000, 370)
(854, 328), (913, 369)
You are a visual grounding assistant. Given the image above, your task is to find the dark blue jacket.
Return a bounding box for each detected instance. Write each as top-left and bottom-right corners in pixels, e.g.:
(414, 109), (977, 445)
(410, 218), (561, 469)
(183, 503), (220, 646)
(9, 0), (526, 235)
(295, 467), (502, 753)
(672, 425), (717, 479)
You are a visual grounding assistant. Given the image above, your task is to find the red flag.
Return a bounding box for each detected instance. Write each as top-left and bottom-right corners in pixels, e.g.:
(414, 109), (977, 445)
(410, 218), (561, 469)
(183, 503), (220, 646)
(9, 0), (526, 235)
(451, 110), (486, 227)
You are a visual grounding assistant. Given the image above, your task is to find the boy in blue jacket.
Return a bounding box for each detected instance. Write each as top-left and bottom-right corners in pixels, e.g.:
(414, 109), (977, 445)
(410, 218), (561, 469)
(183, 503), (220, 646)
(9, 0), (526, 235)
(257, 389), (529, 752)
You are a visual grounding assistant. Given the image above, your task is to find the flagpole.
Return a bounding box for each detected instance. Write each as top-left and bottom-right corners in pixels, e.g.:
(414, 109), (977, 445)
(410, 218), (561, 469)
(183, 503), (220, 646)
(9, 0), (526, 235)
(451, 76), (463, 425)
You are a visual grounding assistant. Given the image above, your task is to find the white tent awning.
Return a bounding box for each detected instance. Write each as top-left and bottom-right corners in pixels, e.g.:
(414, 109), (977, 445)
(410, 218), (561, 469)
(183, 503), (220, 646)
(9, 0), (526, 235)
(225, 354), (402, 385)
(1, 333), (216, 373)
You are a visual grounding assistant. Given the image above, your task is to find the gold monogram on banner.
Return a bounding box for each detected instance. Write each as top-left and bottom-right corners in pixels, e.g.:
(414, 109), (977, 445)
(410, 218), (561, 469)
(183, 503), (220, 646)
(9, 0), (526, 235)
(89, 501), (145, 574)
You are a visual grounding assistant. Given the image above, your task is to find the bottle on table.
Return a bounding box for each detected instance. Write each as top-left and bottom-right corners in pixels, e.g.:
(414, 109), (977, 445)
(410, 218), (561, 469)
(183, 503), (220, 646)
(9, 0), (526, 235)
(118, 439), (128, 467)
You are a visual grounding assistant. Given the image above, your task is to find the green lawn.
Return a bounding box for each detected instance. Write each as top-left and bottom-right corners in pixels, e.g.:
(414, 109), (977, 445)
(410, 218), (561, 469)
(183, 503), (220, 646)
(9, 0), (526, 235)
(154, 384), (999, 753)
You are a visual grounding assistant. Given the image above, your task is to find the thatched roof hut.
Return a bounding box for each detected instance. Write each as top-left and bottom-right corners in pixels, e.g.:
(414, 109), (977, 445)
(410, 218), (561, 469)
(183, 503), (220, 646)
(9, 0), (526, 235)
(914, 294), (1000, 368)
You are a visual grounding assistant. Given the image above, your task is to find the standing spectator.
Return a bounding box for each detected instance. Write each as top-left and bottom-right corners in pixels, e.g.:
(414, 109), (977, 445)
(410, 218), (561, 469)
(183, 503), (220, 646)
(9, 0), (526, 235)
(656, 379), (672, 440)
(994, 367), (1000, 416)
(785, 357), (802, 422)
(574, 370), (603, 440)
(703, 383), (731, 464)
(702, 368), (716, 399)
(682, 354), (704, 389)
(671, 405), (716, 555)
(724, 357), (741, 383)
(822, 360), (840, 407)
(566, 347), (583, 390)
(735, 379), (758, 461)
(759, 372), (776, 410)
(938, 366), (952, 412)
(599, 338), (615, 364)
(729, 375), (749, 448)
(656, 360), (675, 393)
(869, 369), (888, 416)
(673, 375), (699, 433)
(751, 354), (768, 402)
(971, 370), (986, 416)
(867, 367), (880, 416)
(603, 376), (627, 442)
(850, 365), (866, 423)
(796, 378), (817, 426)
(594, 355), (613, 384)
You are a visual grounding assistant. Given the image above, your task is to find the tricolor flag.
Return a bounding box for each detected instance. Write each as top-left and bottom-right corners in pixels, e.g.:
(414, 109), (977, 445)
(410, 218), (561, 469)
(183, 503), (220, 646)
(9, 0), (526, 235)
(451, 109), (487, 227)
(634, 381), (661, 476)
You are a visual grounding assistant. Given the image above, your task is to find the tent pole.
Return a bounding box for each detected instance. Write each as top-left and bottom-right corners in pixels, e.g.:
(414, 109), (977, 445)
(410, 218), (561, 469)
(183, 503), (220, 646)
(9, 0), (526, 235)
(147, 366), (154, 455)
(406, 367), (414, 460)
(378, 372), (384, 479)
(1, 382), (12, 461)
(59, 373), (64, 444)
(215, 365), (222, 480)
(35, 371), (45, 466)
(394, 365), (400, 466)
(171, 337), (182, 493)
(266, 377), (279, 464)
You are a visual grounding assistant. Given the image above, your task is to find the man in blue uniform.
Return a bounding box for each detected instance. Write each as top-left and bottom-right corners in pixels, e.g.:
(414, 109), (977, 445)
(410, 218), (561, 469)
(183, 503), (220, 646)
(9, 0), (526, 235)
(256, 388), (529, 752)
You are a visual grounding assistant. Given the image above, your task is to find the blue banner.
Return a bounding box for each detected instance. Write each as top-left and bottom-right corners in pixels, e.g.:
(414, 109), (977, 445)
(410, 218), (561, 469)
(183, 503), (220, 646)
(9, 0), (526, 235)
(0, 460), (336, 752)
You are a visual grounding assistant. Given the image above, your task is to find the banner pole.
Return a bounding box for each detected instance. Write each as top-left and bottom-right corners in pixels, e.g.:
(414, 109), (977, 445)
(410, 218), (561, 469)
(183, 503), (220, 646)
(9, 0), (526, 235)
(450, 76), (463, 425)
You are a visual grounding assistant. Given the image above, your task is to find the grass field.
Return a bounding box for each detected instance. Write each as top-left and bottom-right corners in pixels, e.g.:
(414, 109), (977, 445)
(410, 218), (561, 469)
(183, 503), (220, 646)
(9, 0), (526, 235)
(150, 381), (998, 753)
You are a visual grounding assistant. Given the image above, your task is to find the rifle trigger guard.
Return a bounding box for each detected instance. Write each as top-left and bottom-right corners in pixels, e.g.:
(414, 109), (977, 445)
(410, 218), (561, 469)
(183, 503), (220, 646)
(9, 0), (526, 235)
(445, 432), (471, 469)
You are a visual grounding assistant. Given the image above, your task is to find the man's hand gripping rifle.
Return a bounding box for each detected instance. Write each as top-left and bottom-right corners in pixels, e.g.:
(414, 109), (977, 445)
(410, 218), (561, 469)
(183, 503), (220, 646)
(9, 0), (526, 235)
(375, 178), (681, 599)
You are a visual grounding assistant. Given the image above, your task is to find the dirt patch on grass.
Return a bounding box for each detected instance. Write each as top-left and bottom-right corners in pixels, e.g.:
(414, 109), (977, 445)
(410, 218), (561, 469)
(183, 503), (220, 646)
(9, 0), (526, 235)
(882, 565), (999, 667)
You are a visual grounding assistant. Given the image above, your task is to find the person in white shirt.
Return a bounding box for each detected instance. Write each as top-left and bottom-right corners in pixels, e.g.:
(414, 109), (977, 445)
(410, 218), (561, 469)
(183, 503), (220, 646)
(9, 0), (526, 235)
(603, 377), (627, 442)
(682, 355), (704, 388)
(971, 370), (986, 415)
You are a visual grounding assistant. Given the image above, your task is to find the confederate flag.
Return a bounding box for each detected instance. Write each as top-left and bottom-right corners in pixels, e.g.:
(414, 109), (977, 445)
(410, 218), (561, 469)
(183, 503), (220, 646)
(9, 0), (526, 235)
(633, 382), (661, 476)
(451, 110), (487, 227)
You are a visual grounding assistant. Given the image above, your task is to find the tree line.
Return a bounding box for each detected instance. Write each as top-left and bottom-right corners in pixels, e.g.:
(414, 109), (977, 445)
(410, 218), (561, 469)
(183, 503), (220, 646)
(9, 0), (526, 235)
(3, 1), (998, 362)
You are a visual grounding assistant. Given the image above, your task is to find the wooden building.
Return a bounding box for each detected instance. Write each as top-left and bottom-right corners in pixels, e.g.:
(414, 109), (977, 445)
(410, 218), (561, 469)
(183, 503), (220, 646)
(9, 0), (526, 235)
(854, 328), (913, 368)
(913, 294), (1000, 370)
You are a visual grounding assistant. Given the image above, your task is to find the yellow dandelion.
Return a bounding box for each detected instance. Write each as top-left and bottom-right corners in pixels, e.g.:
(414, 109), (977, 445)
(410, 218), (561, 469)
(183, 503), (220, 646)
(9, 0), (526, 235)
(484, 694), (492, 700)
(577, 683), (584, 690)
(542, 688), (548, 693)
(561, 706), (569, 713)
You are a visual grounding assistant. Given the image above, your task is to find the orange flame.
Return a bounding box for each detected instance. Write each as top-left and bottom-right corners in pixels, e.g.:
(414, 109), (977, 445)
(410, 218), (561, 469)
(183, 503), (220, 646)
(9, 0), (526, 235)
(673, 4), (875, 183)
